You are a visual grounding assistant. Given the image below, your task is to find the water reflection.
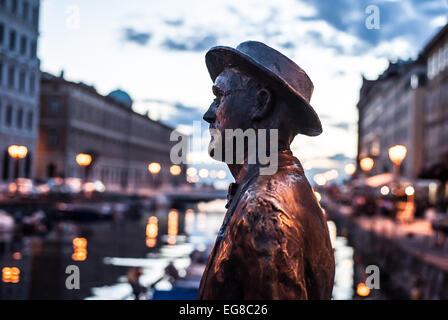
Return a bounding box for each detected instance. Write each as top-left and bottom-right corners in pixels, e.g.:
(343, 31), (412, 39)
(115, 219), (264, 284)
(2, 267), (20, 283)
(167, 209), (178, 245)
(145, 217), (158, 248)
(0, 198), (355, 300)
(72, 237), (87, 261)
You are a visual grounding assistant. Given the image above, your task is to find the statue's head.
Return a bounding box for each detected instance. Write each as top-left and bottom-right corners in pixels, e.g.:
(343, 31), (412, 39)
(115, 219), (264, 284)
(203, 41), (322, 161)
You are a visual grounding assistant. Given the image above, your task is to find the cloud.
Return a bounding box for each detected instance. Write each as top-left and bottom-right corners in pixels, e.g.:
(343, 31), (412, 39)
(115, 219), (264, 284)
(164, 18), (184, 27)
(123, 28), (152, 46)
(298, 0), (448, 55)
(141, 98), (204, 129)
(162, 34), (217, 52)
(328, 153), (353, 162)
(330, 121), (352, 131)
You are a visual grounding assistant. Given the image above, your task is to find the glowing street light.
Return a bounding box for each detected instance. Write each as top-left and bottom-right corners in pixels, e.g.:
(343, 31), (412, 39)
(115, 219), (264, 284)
(75, 153), (92, 167)
(388, 145), (407, 178)
(405, 185), (415, 196)
(380, 185), (390, 196)
(169, 165), (181, 176)
(360, 157), (374, 172)
(8, 145), (28, 179)
(313, 174), (327, 186)
(186, 167), (197, 177)
(8, 145), (28, 159)
(76, 153), (92, 186)
(148, 162), (161, 174)
(388, 145), (407, 166)
(217, 170), (227, 179)
(323, 169), (339, 181)
(148, 162), (161, 188)
(199, 168), (209, 178)
(356, 283), (370, 297)
(344, 163), (356, 175)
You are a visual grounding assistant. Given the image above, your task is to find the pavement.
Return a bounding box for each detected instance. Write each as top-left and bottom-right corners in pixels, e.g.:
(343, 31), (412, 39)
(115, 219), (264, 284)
(324, 196), (448, 272)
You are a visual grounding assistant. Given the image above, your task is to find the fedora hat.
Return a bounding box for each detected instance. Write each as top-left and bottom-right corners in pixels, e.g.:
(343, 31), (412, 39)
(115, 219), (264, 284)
(205, 41), (322, 136)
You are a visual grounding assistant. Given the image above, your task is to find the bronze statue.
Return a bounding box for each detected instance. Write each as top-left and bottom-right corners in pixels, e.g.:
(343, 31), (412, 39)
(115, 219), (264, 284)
(198, 41), (335, 299)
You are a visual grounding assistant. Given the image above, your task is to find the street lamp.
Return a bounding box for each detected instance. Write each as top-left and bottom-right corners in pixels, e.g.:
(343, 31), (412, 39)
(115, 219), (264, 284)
(76, 153), (92, 186)
(148, 162), (161, 188)
(8, 145), (28, 179)
(360, 157), (374, 172)
(344, 163), (356, 176)
(388, 145), (407, 178)
(169, 165), (181, 176)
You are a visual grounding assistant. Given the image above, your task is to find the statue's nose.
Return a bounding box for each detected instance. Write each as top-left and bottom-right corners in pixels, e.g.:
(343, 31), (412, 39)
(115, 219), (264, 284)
(203, 104), (216, 124)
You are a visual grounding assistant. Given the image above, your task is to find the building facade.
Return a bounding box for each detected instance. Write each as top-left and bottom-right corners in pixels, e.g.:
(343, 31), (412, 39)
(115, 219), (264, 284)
(0, 0), (40, 181)
(421, 24), (448, 170)
(357, 60), (426, 179)
(357, 23), (448, 182)
(35, 72), (187, 193)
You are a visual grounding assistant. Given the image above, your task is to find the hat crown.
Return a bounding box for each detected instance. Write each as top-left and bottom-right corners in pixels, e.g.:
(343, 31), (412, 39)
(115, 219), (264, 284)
(235, 41), (313, 104)
(205, 40), (322, 136)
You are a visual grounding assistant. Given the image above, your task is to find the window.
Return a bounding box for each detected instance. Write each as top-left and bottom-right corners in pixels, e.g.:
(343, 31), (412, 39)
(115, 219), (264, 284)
(49, 97), (60, 114)
(26, 110), (33, 130)
(32, 6), (39, 28)
(20, 35), (27, 55)
(48, 129), (58, 148)
(23, 1), (29, 21)
(7, 66), (15, 89)
(30, 40), (36, 58)
(428, 56), (433, 80)
(16, 108), (23, 129)
(29, 73), (35, 94)
(18, 70), (25, 92)
(9, 30), (16, 51)
(0, 23), (4, 45)
(5, 105), (13, 126)
(438, 48), (444, 72)
(11, 0), (18, 15)
(444, 44), (448, 71)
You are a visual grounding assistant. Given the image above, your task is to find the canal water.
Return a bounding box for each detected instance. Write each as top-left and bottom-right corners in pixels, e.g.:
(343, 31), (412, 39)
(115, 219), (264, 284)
(0, 199), (354, 300)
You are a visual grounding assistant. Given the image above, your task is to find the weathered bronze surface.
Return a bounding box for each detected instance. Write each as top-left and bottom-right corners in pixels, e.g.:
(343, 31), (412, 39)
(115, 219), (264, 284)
(198, 41), (335, 299)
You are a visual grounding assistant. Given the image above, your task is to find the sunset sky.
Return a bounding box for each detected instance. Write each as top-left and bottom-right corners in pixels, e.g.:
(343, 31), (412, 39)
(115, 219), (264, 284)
(38, 0), (448, 184)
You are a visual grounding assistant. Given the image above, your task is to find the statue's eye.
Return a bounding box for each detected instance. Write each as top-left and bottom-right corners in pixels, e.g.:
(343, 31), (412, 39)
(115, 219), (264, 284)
(214, 96), (221, 105)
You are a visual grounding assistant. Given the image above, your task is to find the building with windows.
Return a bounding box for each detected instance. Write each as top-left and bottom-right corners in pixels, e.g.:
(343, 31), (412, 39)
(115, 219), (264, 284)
(421, 24), (448, 171)
(35, 72), (187, 193)
(356, 23), (448, 182)
(356, 59), (426, 179)
(0, 0), (40, 181)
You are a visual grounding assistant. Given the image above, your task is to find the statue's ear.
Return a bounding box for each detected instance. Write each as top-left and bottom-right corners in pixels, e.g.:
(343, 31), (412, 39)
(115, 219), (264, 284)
(253, 88), (272, 121)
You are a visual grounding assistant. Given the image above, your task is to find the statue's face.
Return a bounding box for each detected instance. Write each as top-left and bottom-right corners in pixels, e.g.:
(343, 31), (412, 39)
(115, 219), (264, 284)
(203, 68), (257, 158)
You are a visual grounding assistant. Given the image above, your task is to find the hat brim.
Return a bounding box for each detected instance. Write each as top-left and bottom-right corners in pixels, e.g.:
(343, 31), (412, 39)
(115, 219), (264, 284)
(206, 46), (322, 137)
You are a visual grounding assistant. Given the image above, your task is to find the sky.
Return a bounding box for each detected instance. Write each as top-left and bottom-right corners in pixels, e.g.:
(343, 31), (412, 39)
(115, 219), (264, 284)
(38, 0), (448, 184)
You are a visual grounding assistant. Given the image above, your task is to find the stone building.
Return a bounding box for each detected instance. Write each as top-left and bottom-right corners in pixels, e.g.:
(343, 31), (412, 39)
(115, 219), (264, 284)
(35, 72), (187, 193)
(357, 23), (448, 182)
(0, 0), (40, 181)
(356, 59), (426, 179)
(421, 24), (448, 172)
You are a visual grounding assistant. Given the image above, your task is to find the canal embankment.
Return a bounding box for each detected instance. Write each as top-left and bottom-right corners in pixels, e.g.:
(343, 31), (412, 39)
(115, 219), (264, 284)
(323, 196), (448, 299)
